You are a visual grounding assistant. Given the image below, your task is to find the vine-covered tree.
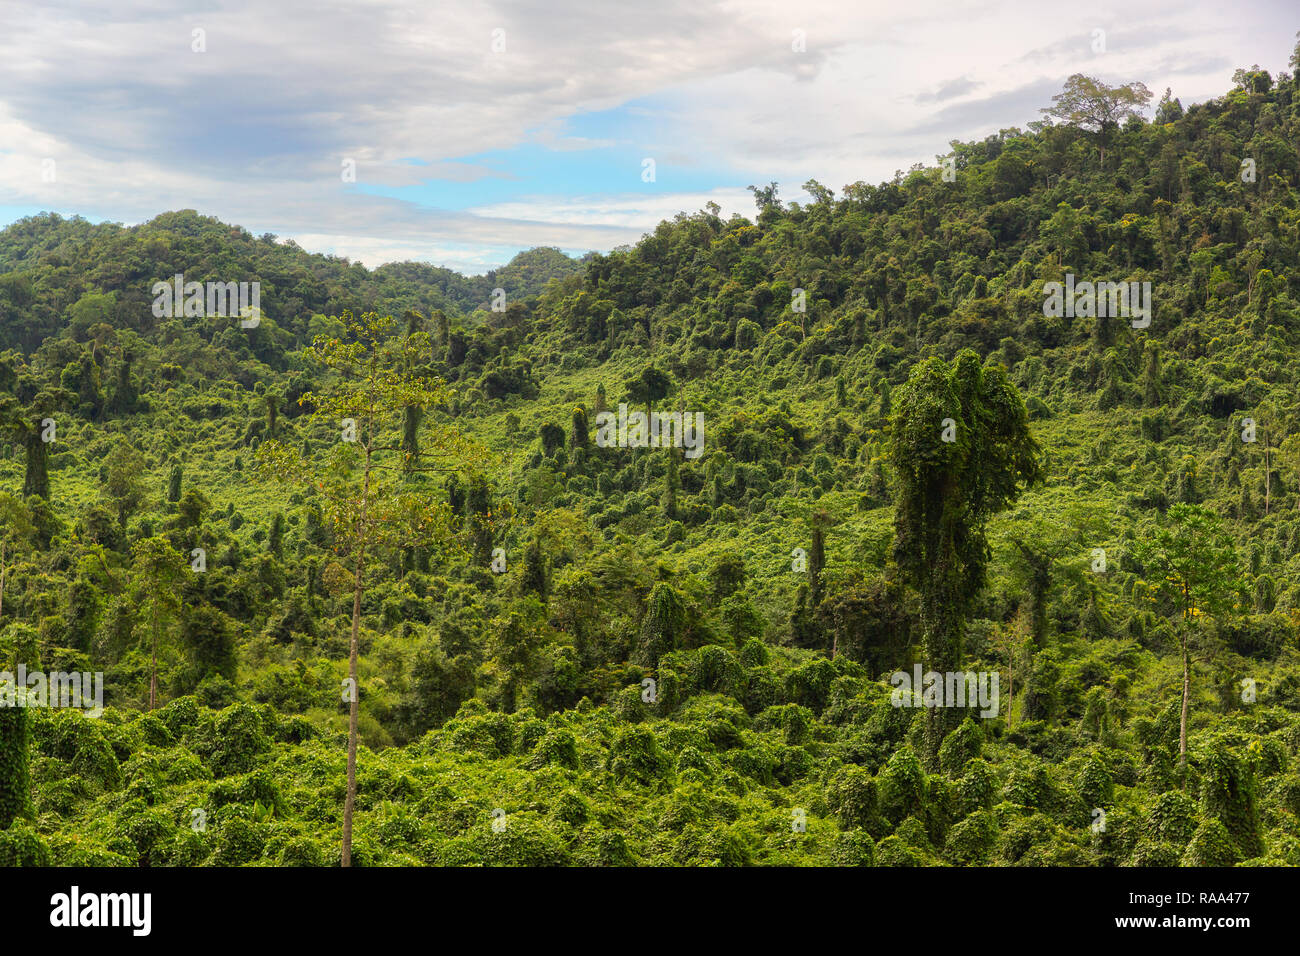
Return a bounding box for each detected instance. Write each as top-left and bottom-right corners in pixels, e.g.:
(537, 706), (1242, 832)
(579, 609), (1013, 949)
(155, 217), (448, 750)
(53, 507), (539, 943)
(626, 365), (673, 418)
(637, 582), (684, 667)
(0, 694), (32, 829)
(890, 350), (1040, 765)
(102, 438), (148, 530)
(571, 406), (589, 449)
(0, 492), (32, 625)
(0, 388), (70, 501)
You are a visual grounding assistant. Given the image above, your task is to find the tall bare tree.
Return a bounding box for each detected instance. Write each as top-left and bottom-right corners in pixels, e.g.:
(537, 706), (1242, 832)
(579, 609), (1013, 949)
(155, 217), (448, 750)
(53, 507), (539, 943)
(257, 311), (481, 866)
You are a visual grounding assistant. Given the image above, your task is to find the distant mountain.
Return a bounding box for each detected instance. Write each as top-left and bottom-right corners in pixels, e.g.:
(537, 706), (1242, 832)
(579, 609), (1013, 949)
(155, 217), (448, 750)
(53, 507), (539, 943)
(0, 209), (585, 354)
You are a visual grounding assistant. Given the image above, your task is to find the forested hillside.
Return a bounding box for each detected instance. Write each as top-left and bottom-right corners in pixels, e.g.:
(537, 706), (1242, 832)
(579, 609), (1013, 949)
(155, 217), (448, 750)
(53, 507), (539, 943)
(2, 59), (1300, 867)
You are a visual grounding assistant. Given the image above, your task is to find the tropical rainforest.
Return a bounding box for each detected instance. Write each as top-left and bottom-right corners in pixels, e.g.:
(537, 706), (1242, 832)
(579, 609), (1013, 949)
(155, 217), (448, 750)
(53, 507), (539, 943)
(2, 56), (1300, 868)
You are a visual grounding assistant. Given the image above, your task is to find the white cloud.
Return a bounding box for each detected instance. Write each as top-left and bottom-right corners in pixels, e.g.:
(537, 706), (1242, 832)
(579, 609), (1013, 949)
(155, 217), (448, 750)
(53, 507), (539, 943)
(0, 0), (1293, 270)
(470, 188), (755, 229)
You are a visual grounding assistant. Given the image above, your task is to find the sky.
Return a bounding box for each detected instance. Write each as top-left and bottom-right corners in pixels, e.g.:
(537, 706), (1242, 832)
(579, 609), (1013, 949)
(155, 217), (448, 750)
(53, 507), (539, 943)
(0, 0), (1295, 274)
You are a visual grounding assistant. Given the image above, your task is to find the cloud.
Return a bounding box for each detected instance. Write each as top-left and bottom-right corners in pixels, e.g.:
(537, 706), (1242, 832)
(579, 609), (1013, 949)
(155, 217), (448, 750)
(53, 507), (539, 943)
(915, 76), (983, 104)
(904, 78), (1065, 136)
(471, 187), (755, 228)
(0, 0), (1293, 271)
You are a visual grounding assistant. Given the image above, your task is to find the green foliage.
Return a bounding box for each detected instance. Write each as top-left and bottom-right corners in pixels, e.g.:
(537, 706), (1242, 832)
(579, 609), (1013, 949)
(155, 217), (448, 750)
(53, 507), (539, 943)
(829, 765), (881, 831)
(879, 746), (927, 823)
(0, 821), (50, 865)
(1076, 755), (1114, 808)
(938, 718), (984, 776)
(637, 583), (684, 667)
(195, 702), (272, 777)
(1146, 790), (1197, 845)
(608, 726), (671, 784)
(1182, 818), (1239, 866)
(944, 809), (998, 864)
(1199, 742), (1262, 858)
(957, 759), (996, 817)
(830, 829), (875, 866)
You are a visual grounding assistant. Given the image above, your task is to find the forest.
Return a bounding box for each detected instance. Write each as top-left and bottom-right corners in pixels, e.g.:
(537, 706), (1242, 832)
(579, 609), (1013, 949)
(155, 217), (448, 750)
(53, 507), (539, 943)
(2, 55), (1300, 867)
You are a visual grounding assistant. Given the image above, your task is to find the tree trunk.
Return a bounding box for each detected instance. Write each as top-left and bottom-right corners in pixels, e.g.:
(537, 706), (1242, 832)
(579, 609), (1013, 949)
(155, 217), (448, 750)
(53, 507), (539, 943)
(0, 539), (7, 623)
(1264, 441), (1271, 516)
(150, 603), (159, 711)
(1006, 650), (1014, 729)
(1179, 628), (1190, 778)
(921, 573), (962, 769)
(341, 433), (373, 868)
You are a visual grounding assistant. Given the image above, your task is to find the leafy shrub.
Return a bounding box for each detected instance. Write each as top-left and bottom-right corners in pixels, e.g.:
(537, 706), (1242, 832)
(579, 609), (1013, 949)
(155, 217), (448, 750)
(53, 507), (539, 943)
(944, 809), (998, 864)
(878, 747), (926, 823)
(957, 759), (996, 817)
(1182, 818), (1238, 866)
(210, 817), (268, 865)
(0, 823), (51, 866)
(938, 718), (983, 775)
(529, 728), (580, 769)
(608, 727), (670, 783)
(279, 836), (327, 866)
(830, 830), (875, 866)
(828, 765), (881, 832)
(1077, 755), (1114, 808)
(193, 702), (272, 777)
(1147, 790), (1197, 845)
(32, 708), (121, 790)
(1199, 743), (1261, 858)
